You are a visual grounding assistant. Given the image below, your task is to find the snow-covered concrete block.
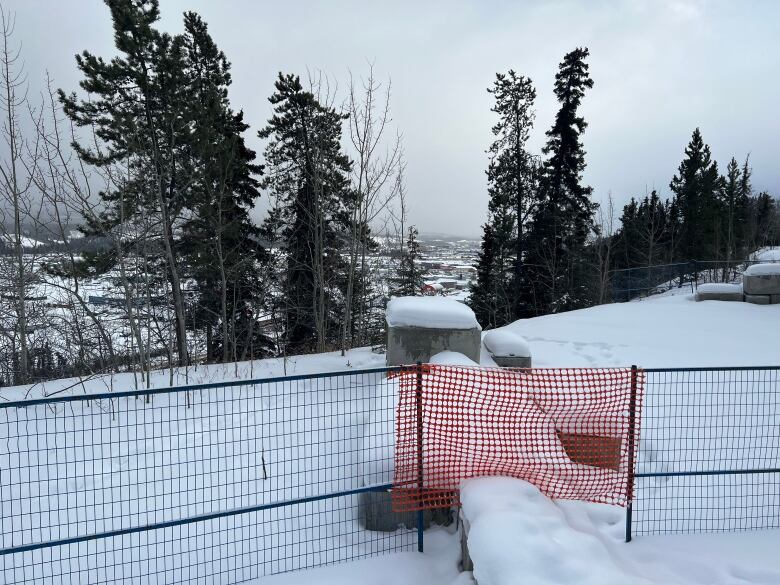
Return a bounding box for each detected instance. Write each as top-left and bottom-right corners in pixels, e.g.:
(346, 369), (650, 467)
(483, 329), (532, 368)
(694, 283), (743, 302)
(745, 293), (771, 305)
(386, 297), (482, 365)
(743, 263), (780, 295)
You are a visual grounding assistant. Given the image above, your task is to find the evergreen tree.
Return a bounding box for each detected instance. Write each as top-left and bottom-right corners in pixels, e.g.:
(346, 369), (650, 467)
(748, 192), (779, 249)
(177, 12), (270, 362)
(525, 47), (596, 314)
(718, 157), (750, 266)
(468, 223), (499, 328)
(259, 73), (353, 353)
(391, 226), (425, 297)
(60, 0), (193, 366)
(486, 71), (539, 321)
(669, 128), (723, 260)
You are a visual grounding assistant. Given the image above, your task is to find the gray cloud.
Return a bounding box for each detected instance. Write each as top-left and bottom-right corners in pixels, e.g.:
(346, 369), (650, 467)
(9, 0), (780, 237)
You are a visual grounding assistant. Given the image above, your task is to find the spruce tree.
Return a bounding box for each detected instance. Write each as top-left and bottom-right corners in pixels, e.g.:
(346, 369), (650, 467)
(259, 73), (353, 353)
(487, 72), (539, 321)
(669, 128), (723, 261)
(391, 226), (425, 297)
(525, 47), (596, 314)
(468, 223), (499, 328)
(177, 12), (270, 362)
(718, 157), (750, 266)
(470, 71), (538, 327)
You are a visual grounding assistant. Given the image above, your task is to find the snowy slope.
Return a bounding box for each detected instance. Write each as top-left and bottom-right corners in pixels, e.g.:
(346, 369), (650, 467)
(0, 347), (385, 402)
(490, 292), (780, 368)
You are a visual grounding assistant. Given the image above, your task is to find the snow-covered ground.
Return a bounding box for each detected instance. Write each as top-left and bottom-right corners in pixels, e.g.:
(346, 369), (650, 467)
(2, 290), (779, 584)
(491, 291), (780, 368)
(460, 477), (780, 585)
(0, 346), (385, 402)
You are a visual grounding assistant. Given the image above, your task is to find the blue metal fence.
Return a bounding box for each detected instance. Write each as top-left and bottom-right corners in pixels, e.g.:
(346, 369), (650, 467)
(2, 363), (778, 581)
(627, 366), (780, 540)
(0, 366), (418, 584)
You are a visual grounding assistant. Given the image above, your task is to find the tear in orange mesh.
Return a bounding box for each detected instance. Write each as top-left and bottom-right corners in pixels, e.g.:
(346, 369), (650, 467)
(392, 365), (644, 512)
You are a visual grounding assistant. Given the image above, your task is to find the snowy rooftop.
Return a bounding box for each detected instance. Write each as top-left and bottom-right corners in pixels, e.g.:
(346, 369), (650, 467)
(386, 296), (480, 330)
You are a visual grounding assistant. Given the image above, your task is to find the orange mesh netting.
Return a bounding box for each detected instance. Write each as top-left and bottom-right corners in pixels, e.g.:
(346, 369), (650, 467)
(392, 364), (644, 512)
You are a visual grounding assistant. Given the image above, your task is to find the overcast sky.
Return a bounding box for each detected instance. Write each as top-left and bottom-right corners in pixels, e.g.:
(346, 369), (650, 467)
(9, 0), (780, 237)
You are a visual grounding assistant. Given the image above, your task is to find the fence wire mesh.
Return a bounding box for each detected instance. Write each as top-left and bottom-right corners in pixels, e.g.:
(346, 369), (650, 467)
(608, 259), (780, 302)
(0, 367), (417, 584)
(632, 367), (780, 537)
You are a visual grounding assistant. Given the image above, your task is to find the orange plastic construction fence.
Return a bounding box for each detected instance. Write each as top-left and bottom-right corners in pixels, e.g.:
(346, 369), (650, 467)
(392, 364), (644, 512)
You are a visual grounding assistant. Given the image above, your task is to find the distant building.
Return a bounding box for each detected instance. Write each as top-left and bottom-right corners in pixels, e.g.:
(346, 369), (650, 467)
(422, 282), (444, 296)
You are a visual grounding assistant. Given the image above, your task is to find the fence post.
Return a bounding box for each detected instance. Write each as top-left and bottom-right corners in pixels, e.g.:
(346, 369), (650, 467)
(416, 361), (425, 553)
(625, 364), (638, 543)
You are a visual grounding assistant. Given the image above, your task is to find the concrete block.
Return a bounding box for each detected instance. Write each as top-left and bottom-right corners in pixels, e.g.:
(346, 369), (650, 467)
(460, 511), (474, 573)
(483, 329), (531, 368)
(694, 291), (744, 302)
(360, 489), (452, 532)
(773, 294), (780, 305)
(745, 293), (772, 305)
(743, 268), (780, 295)
(386, 325), (482, 365)
(694, 283), (743, 302)
(491, 355), (532, 368)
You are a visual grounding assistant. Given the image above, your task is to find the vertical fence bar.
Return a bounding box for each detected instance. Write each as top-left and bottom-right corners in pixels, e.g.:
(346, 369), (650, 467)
(416, 361), (425, 553)
(625, 364), (639, 543)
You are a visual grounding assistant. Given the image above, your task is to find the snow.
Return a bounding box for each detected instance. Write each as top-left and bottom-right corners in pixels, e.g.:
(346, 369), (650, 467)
(0, 234), (46, 248)
(461, 478), (780, 585)
(461, 477), (780, 585)
(482, 330), (531, 357)
(491, 292), (780, 368)
(429, 351), (480, 366)
(386, 297), (480, 330)
(744, 262), (780, 276)
(0, 347), (385, 402)
(256, 529), (463, 585)
(696, 282), (742, 293)
(752, 247), (780, 262)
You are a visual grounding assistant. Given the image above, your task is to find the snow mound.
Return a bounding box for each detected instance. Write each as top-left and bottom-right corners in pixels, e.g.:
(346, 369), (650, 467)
(482, 330), (531, 357)
(460, 476), (780, 585)
(386, 297), (480, 330)
(461, 477), (643, 585)
(696, 283), (742, 293)
(429, 351), (479, 367)
(752, 247), (780, 262)
(745, 263), (780, 276)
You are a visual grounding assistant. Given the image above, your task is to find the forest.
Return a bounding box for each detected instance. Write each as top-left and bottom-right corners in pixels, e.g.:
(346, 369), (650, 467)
(467, 51), (779, 328)
(0, 0), (777, 386)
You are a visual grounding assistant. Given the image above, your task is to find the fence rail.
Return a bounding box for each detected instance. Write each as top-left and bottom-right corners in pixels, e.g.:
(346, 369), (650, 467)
(0, 366), (417, 585)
